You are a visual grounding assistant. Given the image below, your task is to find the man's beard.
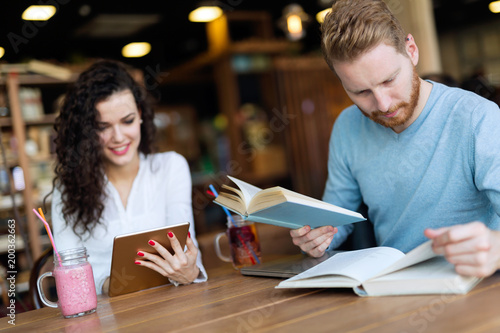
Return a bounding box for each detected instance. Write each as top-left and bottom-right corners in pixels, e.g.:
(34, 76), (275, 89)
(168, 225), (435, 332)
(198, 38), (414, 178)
(361, 67), (421, 129)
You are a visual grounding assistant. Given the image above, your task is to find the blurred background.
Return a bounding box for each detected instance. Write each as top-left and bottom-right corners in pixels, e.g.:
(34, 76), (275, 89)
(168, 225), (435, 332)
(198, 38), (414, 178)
(1, 0), (499, 80)
(1, 0), (500, 313)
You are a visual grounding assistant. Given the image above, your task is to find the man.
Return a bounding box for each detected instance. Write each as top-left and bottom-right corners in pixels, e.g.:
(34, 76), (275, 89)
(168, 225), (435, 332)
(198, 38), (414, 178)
(291, 0), (500, 278)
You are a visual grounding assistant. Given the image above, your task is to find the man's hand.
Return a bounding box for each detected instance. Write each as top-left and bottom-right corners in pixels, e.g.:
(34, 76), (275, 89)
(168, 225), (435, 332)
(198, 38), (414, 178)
(424, 221), (500, 278)
(290, 225), (337, 257)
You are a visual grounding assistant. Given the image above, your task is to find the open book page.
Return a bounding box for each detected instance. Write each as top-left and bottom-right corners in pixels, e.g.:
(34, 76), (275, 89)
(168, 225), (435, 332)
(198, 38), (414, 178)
(221, 184), (244, 199)
(247, 187), (287, 213)
(246, 186), (365, 219)
(281, 189), (365, 218)
(228, 176), (262, 209)
(358, 256), (482, 296)
(370, 240), (437, 279)
(214, 191), (246, 216)
(277, 246), (405, 288)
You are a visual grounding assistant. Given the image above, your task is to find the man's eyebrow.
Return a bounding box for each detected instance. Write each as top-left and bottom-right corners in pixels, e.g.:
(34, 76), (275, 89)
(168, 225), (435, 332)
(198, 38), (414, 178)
(348, 69), (401, 94)
(382, 69), (400, 83)
(349, 87), (367, 94)
(346, 85), (369, 94)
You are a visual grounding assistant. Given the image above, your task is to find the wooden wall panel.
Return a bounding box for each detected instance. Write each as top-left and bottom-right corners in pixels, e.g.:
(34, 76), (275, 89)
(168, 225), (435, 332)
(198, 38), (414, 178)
(274, 57), (352, 199)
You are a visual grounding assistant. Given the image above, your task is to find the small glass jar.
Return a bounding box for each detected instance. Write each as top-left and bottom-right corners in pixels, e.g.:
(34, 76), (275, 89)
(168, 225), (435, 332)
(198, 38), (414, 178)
(215, 215), (262, 269)
(37, 247), (97, 318)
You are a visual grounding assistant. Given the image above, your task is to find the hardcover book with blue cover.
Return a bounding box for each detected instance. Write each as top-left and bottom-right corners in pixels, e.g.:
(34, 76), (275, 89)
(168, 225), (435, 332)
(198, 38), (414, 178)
(213, 176), (366, 229)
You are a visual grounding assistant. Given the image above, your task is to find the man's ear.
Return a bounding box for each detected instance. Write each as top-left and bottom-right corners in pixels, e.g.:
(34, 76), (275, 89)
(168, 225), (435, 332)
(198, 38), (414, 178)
(406, 34), (419, 66)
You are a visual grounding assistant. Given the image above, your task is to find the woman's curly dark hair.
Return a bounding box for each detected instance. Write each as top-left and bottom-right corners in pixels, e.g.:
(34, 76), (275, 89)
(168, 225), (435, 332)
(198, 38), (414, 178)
(49, 59), (156, 236)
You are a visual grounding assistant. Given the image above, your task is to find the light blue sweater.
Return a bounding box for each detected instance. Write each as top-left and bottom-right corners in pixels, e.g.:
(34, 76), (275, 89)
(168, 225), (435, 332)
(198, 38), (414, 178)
(324, 81), (500, 252)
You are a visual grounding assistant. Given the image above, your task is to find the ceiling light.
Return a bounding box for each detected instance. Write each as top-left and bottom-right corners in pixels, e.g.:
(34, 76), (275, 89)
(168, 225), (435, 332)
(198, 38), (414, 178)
(489, 1), (500, 13)
(287, 15), (303, 35)
(22, 5), (56, 21)
(278, 4), (311, 41)
(79, 5), (91, 17)
(316, 9), (331, 23)
(0, 47), (4, 59)
(122, 42), (151, 58)
(188, 6), (223, 22)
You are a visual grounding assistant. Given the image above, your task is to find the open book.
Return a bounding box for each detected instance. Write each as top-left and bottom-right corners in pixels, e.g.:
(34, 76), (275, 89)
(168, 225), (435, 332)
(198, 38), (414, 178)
(276, 240), (482, 296)
(213, 176), (365, 229)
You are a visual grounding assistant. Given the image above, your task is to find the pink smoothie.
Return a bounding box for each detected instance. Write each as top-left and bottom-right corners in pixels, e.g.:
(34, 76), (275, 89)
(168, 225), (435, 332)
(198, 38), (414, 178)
(54, 262), (97, 317)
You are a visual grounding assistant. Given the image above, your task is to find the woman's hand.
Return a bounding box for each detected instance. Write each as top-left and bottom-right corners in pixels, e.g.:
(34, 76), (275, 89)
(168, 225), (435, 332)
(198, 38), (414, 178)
(135, 231), (200, 285)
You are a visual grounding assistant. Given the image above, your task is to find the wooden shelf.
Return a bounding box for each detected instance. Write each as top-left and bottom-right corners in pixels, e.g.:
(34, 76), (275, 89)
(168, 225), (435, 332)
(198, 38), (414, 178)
(0, 192), (52, 212)
(0, 72), (79, 85)
(0, 113), (56, 127)
(160, 39), (300, 85)
(0, 234), (50, 255)
(2, 71), (74, 261)
(0, 193), (23, 211)
(229, 39), (300, 54)
(1, 154), (54, 169)
(28, 154), (56, 163)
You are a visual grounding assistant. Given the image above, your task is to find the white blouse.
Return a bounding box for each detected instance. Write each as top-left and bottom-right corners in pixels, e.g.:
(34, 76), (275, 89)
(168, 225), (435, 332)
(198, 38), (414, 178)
(52, 152), (207, 293)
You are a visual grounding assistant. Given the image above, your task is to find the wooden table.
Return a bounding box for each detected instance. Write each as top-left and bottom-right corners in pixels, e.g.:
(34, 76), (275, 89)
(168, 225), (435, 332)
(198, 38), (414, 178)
(2, 267), (500, 332)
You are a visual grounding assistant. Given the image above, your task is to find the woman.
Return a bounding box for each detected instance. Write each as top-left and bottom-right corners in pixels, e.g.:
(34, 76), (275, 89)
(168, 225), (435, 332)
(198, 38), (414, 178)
(50, 60), (207, 294)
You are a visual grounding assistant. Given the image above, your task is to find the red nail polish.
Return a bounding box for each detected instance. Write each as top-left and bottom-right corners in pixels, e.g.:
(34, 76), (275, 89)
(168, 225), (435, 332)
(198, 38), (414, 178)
(188, 231), (191, 238)
(148, 240), (155, 246)
(135, 261), (141, 265)
(168, 232), (174, 238)
(137, 251), (144, 257)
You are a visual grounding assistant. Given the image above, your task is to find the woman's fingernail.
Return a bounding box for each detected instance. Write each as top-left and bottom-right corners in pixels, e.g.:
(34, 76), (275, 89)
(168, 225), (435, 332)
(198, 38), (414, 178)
(188, 231), (191, 238)
(148, 240), (155, 246)
(137, 251), (144, 257)
(168, 232), (174, 238)
(135, 261), (141, 265)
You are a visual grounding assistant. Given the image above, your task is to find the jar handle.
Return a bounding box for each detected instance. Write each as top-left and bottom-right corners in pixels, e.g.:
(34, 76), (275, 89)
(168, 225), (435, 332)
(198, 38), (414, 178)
(214, 232), (232, 262)
(37, 272), (58, 308)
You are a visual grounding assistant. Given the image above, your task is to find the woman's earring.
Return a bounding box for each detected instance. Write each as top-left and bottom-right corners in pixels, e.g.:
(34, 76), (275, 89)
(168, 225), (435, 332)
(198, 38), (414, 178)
(140, 119), (143, 124)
